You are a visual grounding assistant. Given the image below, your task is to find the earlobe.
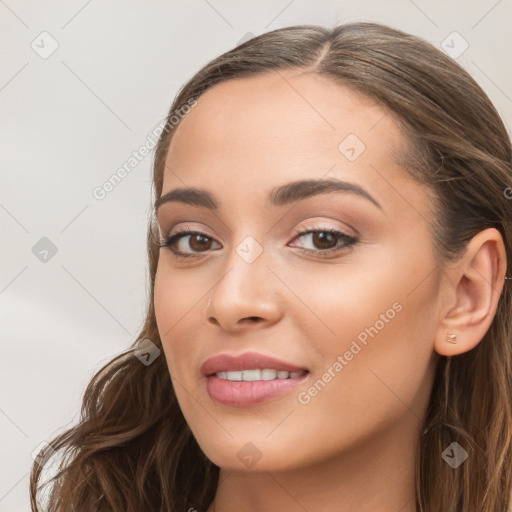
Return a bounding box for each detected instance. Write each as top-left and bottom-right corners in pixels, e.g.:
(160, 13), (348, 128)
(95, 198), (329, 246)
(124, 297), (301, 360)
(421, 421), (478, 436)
(433, 228), (507, 357)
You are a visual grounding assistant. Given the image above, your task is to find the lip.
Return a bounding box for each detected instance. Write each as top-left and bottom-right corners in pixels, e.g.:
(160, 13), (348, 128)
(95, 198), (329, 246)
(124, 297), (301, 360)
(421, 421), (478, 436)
(205, 373), (309, 407)
(200, 351), (308, 376)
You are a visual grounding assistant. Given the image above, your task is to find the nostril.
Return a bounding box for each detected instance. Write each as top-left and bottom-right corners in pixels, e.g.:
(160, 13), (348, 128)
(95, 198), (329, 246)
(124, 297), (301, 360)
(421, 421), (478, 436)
(242, 316), (262, 324)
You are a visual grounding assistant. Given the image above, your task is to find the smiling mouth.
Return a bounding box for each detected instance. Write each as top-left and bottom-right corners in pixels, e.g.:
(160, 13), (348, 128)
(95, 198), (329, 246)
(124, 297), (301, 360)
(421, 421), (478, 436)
(213, 369), (309, 381)
(205, 369), (310, 407)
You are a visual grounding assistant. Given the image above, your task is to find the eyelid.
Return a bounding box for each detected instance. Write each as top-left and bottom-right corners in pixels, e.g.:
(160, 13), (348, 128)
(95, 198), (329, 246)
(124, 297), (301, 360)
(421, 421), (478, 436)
(165, 222), (214, 238)
(291, 220), (356, 239)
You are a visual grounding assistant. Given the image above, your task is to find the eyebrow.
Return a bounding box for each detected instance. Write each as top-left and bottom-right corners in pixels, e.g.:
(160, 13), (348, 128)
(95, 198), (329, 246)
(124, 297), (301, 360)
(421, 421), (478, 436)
(154, 178), (383, 213)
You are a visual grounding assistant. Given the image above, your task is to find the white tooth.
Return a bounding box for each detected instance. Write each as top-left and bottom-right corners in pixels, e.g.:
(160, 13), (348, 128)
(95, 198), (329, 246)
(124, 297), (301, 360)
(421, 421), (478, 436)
(226, 371), (243, 381)
(217, 369), (303, 381)
(261, 369), (277, 380)
(242, 369), (261, 381)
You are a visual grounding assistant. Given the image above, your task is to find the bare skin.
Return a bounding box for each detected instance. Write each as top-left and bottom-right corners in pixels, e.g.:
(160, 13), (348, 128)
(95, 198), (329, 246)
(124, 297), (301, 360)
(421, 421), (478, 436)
(153, 68), (507, 512)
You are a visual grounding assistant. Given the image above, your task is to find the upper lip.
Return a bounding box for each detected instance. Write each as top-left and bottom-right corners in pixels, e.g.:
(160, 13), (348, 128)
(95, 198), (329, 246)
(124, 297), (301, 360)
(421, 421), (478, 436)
(201, 351), (309, 376)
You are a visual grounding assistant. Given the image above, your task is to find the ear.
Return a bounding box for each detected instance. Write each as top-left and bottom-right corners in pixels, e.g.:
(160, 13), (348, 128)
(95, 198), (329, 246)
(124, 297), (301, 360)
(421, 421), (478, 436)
(434, 228), (508, 357)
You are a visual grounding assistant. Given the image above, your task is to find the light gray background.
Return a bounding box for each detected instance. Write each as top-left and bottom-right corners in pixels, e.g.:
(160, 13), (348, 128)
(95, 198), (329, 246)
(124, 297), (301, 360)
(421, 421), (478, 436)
(1, 1), (511, 510)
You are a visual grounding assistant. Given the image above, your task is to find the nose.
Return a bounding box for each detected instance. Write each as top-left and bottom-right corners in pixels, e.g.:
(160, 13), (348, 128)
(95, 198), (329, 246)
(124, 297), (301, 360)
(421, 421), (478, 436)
(204, 249), (284, 331)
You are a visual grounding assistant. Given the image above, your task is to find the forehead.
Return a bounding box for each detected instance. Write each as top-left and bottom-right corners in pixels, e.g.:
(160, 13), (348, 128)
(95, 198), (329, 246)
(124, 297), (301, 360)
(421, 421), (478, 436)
(162, 69), (426, 217)
(168, 69), (400, 160)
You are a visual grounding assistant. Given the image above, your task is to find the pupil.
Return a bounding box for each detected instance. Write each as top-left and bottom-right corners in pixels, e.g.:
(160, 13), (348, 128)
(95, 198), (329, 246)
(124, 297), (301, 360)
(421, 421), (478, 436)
(190, 234), (211, 251)
(314, 232), (335, 249)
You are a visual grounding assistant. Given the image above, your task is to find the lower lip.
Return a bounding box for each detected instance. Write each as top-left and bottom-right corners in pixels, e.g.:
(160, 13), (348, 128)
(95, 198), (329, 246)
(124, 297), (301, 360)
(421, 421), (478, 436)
(205, 373), (309, 407)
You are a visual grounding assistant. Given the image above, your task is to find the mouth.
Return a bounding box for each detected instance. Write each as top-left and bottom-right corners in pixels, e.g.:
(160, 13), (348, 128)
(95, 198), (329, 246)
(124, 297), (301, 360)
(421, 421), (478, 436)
(212, 369), (309, 381)
(201, 351), (310, 406)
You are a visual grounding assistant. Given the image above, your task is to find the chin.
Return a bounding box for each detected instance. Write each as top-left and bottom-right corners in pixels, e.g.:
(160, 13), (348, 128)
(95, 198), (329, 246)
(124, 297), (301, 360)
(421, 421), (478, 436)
(196, 436), (312, 473)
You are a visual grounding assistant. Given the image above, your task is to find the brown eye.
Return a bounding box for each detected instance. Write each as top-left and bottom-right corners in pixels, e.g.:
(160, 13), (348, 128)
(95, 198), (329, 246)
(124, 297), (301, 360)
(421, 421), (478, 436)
(289, 227), (358, 257)
(188, 234), (214, 252)
(310, 231), (337, 250)
(157, 230), (221, 259)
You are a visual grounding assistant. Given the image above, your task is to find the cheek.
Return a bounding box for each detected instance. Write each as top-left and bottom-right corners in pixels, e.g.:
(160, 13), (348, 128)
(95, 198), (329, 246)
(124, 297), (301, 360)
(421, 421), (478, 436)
(154, 260), (209, 332)
(153, 277), (202, 421)
(153, 265), (201, 372)
(290, 251), (439, 417)
(283, 258), (405, 360)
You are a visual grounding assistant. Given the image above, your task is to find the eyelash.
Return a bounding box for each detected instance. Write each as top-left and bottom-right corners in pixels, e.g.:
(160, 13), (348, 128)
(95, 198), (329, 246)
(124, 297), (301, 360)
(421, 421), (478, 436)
(156, 227), (358, 260)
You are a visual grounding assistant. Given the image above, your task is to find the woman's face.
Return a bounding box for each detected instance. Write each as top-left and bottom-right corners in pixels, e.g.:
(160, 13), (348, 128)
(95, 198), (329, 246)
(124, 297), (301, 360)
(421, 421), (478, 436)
(154, 69), (442, 472)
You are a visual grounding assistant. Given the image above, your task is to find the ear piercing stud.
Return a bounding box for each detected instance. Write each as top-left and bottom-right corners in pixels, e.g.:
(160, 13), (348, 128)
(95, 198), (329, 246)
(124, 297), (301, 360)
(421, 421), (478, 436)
(446, 333), (457, 344)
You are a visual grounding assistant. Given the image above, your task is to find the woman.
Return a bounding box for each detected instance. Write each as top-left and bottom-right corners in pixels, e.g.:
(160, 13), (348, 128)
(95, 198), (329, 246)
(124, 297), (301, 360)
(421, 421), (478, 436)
(30, 21), (512, 512)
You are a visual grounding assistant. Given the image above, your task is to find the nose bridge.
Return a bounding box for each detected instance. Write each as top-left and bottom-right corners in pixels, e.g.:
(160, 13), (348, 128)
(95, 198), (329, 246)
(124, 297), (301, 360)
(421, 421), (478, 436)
(216, 233), (271, 300)
(207, 231), (282, 325)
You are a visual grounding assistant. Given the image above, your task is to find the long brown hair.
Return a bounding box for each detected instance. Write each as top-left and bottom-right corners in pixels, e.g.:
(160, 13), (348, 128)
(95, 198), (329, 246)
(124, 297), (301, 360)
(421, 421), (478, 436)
(30, 21), (512, 511)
